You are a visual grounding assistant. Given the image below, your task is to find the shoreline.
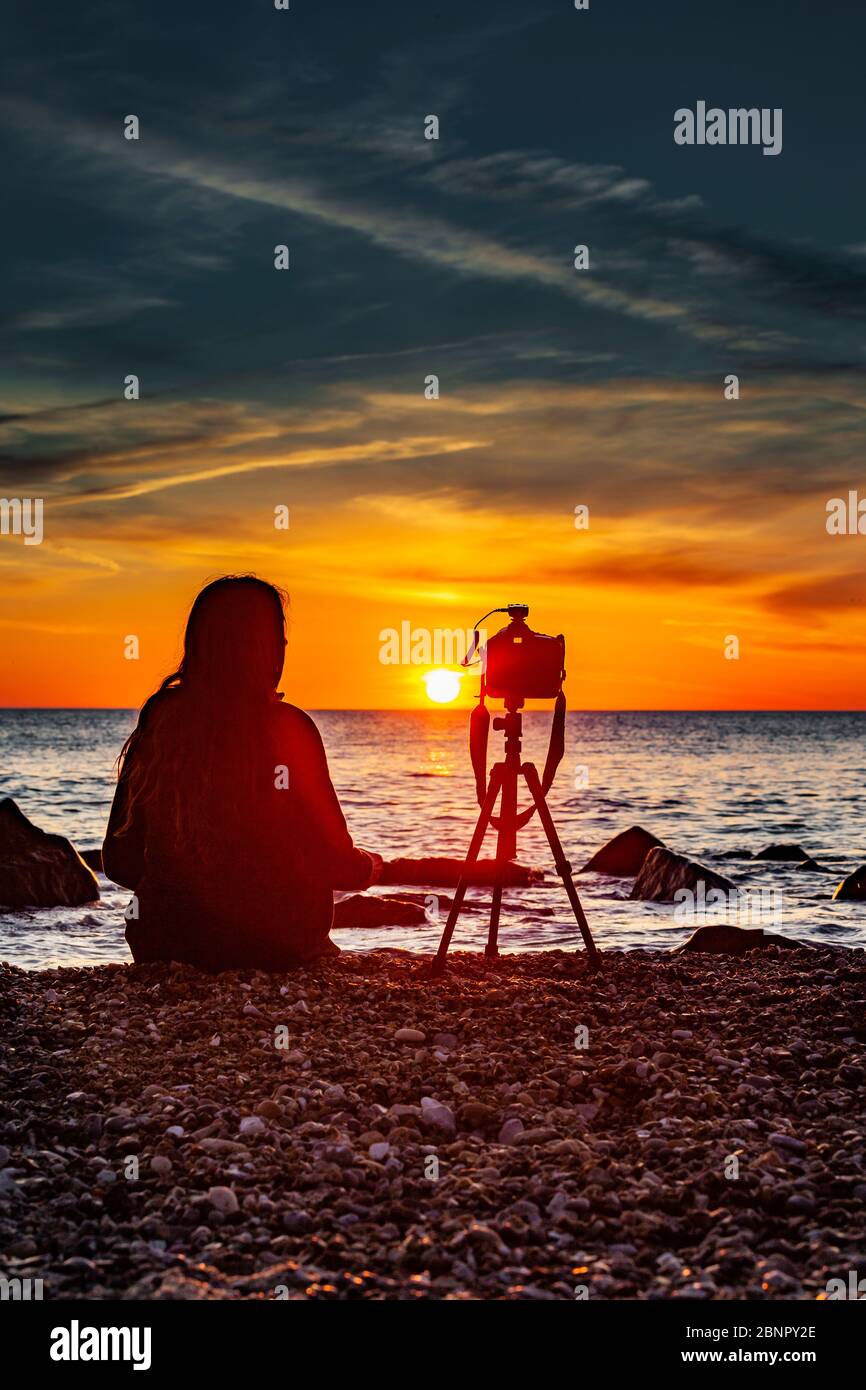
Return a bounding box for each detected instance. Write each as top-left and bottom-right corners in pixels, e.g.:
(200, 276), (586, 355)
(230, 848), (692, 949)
(1, 945), (864, 1300)
(5, 930), (866, 976)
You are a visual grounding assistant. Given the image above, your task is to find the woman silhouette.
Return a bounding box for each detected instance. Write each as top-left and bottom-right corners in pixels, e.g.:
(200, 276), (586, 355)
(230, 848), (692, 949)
(103, 575), (381, 970)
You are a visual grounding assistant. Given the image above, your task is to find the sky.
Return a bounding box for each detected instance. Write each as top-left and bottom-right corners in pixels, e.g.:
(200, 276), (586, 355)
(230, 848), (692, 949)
(1, 0), (865, 709)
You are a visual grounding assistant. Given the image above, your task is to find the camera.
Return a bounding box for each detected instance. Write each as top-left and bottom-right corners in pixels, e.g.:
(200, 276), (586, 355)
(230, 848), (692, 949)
(477, 603), (565, 702)
(435, 601), (600, 972)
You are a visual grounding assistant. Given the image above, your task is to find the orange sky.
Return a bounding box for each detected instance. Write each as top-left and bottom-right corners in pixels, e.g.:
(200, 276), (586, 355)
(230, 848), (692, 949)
(2, 376), (864, 710)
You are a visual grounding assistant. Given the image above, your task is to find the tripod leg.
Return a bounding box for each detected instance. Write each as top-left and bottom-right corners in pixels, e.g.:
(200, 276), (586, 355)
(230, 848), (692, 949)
(432, 764), (504, 975)
(521, 762), (601, 970)
(486, 755), (517, 957)
(486, 881), (503, 958)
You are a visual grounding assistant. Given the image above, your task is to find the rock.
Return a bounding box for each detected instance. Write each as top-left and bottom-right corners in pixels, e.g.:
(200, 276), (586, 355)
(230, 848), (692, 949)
(80, 848), (104, 873)
(433, 1032), (458, 1050)
(768, 1132), (807, 1156)
(333, 894), (426, 929)
(786, 1195), (814, 1214)
(498, 1117), (525, 1145)
(420, 1097), (456, 1134)
(630, 847), (736, 903)
(755, 843), (811, 861)
(457, 1102), (499, 1132)
(150, 1155), (172, 1175)
(673, 925), (806, 955)
(369, 1141), (390, 1161)
(797, 858), (830, 873)
(282, 1211), (312, 1235)
(0, 797), (99, 908)
(580, 825), (664, 876)
(379, 857), (543, 887)
(394, 1027), (426, 1044)
(239, 1116), (266, 1137)
(207, 1186), (239, 1215)
(513, 1127), (558, 1146)
(256, 1100), (282, 1120)
(833, 866), (866, 901)
(199, 1138), (248, 1155)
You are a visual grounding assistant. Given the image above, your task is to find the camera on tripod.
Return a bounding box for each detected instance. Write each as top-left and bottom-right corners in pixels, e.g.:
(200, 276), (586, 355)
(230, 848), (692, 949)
(478, 603), (565, 703)
(432, 600), (600, 974)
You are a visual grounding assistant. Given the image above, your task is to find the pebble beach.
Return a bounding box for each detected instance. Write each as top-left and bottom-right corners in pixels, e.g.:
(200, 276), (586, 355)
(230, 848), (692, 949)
(1, 943), (864, 1300)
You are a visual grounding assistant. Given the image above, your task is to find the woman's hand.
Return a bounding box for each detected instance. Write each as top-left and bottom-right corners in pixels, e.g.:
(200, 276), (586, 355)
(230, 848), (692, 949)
(366, 851), (385, 886)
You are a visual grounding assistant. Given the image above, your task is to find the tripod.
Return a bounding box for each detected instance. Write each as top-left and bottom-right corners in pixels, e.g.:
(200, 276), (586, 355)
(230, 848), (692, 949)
(432, 701), (601, 973)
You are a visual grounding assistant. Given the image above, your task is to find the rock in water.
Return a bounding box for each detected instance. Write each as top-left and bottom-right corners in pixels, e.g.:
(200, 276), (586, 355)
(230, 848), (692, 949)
(0, 798), (99, 908)
(755, 843), (811, 861)
(580, 826), (664, 876)
(379, 857), (542, 887)
(796, 857), (830, 873)
(833, 866), (866, 901)
(332, 894), (426, 928)
(80, 848), (104, 874)
(630, 847), (735, 903)
(673, 924), (807, 955)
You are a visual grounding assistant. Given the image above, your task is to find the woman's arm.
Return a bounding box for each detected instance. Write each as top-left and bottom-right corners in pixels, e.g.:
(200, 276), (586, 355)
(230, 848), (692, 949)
(287, 710), (376, 890)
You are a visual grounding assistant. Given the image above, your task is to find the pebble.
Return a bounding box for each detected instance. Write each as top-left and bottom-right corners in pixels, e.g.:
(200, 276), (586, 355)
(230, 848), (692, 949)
(207, 1186), (239, 1215)
(420, 1097), (456, 1134)
(514, 1127), (558, 1146)
(457, 1102), (498, 1131)
(2, 945), (863, 1302)
(768, 1132), (807, 1155)
(256, 1100), (282, 1120)
(394, 1027), (426, 1043)
(497, 1117), (524, 1144)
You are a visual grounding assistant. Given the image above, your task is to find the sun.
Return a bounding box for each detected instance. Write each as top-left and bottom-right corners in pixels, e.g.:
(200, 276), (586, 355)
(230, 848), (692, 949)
(423, 668), (462, 704)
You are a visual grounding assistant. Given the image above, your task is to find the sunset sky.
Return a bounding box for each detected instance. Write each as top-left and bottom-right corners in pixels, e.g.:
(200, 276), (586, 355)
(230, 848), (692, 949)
(2, 0), (865, 709)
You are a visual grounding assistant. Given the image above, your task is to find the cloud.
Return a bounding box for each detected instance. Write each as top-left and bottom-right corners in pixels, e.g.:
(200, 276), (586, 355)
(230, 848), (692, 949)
(763, 571), (866, 618)
(0, 98), (745, 348)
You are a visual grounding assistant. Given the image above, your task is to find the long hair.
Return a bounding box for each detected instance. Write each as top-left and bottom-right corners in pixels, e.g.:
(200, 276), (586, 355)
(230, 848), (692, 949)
(115, 575), (289, 851)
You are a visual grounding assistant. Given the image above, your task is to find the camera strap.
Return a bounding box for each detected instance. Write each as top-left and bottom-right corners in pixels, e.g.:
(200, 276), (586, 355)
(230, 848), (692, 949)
(469, 688), (491, 806)
(541, 689), (566, 794)
(469, 686), (567, 825)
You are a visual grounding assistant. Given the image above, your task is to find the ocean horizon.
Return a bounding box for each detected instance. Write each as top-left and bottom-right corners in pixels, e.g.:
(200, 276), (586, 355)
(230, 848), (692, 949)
(2, 707), (865, 969)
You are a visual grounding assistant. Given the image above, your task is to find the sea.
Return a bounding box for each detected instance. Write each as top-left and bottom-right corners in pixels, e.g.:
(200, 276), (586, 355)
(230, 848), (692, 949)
(1, 708), (864, 969)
